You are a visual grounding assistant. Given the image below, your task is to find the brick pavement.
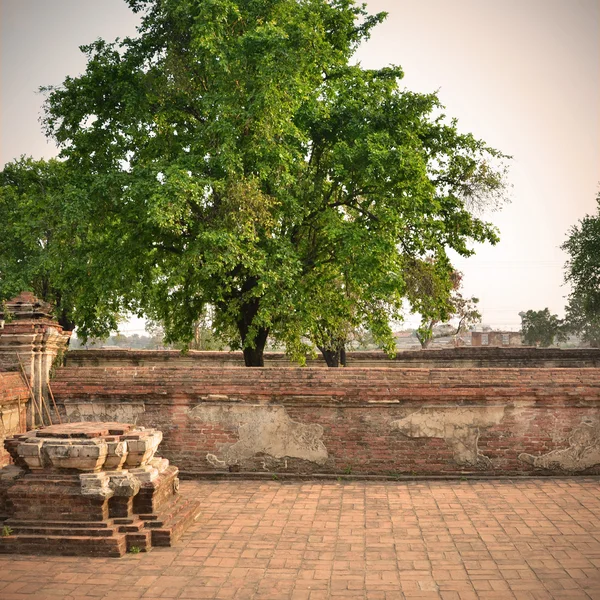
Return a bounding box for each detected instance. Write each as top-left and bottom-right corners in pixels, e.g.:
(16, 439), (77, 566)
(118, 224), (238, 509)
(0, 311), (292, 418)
(0, 478), (599, 600)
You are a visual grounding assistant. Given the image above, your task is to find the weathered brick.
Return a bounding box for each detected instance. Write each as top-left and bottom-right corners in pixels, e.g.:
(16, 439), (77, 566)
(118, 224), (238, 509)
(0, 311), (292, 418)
(0, 372), (29, 468)
(50, 366), (600, 477)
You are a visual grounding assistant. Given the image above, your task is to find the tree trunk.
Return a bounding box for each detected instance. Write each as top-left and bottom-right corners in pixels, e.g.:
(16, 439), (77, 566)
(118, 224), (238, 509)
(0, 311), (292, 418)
(236, 291), (269, 367)
(340, 346), (347, 367)
(242, 326), (269, 367)
(318, 343), (346, 367)
(57, 309), (75, 333)
(417, 334), (431, 349)
(417, 319), (436, 349)
(319, 347), (340, 367)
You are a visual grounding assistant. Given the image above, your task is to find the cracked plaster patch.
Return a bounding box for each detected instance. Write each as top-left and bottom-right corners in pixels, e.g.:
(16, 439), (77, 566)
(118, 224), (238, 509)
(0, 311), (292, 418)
(519, 418), (600, 472)
(391, 406), (505, 467)
(188, 404), (328, 467)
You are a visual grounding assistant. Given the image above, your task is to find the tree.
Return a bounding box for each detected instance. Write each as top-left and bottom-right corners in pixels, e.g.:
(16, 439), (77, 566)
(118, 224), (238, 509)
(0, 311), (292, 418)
(0, 157), (132, 337)
(146, 307), (227, 351)
(410, 266), (481, 349)
(38, 0), (509, 365)
(564, 293), (600, 348)
(0, 158), (74, 329)
(519, 308), (566, 347)
(293, 265), (401, 366)
(297, 273), (358, 367)
(562, 190), (600, 345)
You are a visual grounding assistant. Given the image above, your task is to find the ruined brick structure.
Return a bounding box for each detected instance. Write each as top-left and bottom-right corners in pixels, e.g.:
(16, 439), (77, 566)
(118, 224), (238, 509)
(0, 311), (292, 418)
(0, 373), (28, 468)
(471, 330), (522, 347)
(0, 292), (70, 427)
(1, 297), (599, 482)
(0, 421), (200, 557)
(50, 366), (600, 477)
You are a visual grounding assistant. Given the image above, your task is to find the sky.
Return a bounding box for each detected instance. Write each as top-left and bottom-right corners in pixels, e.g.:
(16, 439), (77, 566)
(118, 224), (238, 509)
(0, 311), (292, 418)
(1, 0), (599, 333)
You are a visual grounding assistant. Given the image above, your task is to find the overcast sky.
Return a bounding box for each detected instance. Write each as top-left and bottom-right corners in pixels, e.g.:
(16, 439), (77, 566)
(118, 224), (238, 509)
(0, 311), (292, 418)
(1, 0), (599, 332)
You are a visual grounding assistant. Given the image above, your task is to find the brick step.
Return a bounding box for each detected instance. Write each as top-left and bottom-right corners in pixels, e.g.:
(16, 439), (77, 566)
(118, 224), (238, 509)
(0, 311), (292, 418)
(118, 522), (146, 533)
(125, 529), (152, 553)
(140, 496), (201, 547)
(139, 495), (193, 528)
(0, 532), (127, 557)
(113, 518), (134, 524)
(3, 524), (116, 537)
(152, 502), (200, 547)
(6, 519), (111, 529)
(4, 515), (150, 538)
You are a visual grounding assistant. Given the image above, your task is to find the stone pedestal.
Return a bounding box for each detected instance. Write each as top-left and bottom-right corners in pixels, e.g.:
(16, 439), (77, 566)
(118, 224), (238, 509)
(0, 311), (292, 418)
(0, 292), (71, 427)
(0, 422), (200, 557)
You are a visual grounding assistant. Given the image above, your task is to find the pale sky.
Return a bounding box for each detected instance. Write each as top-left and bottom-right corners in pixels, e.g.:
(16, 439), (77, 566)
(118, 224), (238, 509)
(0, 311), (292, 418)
(1, 0), (599, 332)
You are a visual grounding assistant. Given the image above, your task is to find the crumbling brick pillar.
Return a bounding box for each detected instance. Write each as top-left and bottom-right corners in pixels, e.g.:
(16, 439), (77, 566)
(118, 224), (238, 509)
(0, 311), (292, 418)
(0, 292), (71, 427)
(0, 373), (29, 469)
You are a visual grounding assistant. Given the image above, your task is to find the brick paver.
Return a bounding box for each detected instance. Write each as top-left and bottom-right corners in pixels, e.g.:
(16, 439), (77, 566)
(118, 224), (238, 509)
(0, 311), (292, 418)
(1, 478), (599, 599)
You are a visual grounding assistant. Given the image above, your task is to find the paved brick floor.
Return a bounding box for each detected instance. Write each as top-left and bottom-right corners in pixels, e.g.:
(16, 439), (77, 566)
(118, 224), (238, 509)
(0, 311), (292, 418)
(1, 478), (599, 600)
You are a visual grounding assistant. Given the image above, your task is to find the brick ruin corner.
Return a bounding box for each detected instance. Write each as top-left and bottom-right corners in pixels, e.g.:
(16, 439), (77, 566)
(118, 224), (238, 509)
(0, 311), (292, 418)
(0, 292), (71, 428)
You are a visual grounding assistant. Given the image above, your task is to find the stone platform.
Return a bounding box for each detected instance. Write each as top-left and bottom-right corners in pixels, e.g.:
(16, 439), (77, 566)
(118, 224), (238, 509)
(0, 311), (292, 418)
(0, 422), (200, 557)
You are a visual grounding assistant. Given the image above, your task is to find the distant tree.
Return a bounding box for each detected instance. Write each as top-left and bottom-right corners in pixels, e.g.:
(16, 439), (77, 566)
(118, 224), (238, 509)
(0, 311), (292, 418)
(294, 268), (400, 367)
(409, 266), (481, 349)
(300, 275), (357, 366)
(563, 191), (600, 314)
(564, 293), (600, 348)
(188, 308), (227, 351)
(562, 190), (600, 346)
(144, 320), (168, 349)
(146, 308), (227, 351)
(519, 308), (566, 347)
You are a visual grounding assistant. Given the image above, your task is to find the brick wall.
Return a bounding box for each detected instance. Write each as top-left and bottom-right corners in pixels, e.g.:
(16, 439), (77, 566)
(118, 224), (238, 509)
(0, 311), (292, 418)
(64, 346), (600, 369)
(0, 373), (29, 467)
(51, 366), (600, 477)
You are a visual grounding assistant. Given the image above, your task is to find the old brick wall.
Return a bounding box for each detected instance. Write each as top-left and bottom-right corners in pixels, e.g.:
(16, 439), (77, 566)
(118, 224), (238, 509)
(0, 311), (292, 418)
(51, 366), (600, 477)
(0, 372), (29, 467)
(64, 347), (600, 369)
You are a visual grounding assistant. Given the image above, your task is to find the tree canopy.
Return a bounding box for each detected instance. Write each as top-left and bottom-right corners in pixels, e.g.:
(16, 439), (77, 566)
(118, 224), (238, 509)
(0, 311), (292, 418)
(27, 0), (509, 365)
(564, 292), (600, 348)
(562, 190), (600, 348)
(563, 191), (600, 315)
(0, 156), (129, 335)
(414, 268), (481, 349)
(0, 158), (70, 322)
(519, 308), (566, 347)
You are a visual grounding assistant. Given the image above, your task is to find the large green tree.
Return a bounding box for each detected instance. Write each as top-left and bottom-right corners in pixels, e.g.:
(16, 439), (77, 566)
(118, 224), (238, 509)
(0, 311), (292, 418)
(37, 0), (508, 365)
